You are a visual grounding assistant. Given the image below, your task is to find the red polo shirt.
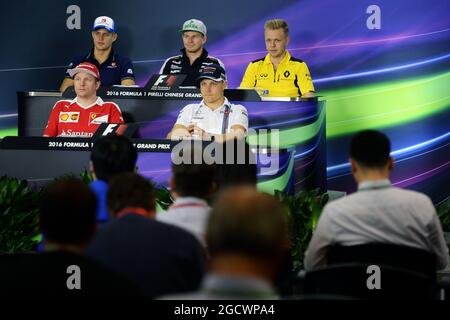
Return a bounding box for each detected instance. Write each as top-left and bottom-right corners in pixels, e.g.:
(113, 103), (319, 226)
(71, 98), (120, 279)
(43, 97), (124, 137)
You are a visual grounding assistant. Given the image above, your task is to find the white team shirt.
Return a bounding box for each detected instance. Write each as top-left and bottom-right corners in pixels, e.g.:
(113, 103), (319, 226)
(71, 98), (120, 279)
(175, 97), (248, 135)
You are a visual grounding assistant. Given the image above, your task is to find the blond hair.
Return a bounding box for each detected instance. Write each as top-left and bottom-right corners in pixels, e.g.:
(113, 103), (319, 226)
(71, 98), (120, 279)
(264, 19), (289, 36)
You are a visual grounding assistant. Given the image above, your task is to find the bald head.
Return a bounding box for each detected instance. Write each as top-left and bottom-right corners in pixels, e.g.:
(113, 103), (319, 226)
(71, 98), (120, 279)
(207, 187), (288, 259)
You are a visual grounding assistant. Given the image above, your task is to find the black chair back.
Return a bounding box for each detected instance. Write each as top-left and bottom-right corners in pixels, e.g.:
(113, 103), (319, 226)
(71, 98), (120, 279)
(327, 243), (436, 276)
(304, 263), (435, 299)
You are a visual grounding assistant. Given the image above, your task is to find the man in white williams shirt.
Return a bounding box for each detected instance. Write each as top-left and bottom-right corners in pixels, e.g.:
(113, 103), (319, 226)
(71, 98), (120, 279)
(167, 64), (248, 142)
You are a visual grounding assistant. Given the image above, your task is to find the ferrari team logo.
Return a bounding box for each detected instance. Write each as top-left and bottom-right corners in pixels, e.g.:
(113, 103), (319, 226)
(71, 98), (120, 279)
(89, 113), (109, 125)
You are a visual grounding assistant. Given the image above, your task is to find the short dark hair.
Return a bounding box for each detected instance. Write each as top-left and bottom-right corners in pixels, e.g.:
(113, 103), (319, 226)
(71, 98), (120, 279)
(207, 186), (288, 259)
(39, 178), (97, 244)
(90, 135), (137, 182)
(214, 139), (257, 191)
(171, 143), (215, 198)
(350, 130), (391, 168)
(107, 173), (155, 215)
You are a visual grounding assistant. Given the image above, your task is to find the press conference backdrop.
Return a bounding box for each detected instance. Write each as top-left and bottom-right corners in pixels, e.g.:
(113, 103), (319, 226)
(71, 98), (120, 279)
(0, 0), (449, 202)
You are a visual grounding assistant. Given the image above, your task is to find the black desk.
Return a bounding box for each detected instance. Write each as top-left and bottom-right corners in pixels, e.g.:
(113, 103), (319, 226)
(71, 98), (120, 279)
(16, 88), (327, 192)
(0, 136), (294, 194)
(17, 88), (260, 137)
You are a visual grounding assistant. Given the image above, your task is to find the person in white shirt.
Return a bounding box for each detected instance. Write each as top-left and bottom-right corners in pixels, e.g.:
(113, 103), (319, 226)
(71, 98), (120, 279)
(304, 130), (449, 271)
(167, 64), (248, 142)
(157, 144), (216, 247)
(161, 186), (289, 300)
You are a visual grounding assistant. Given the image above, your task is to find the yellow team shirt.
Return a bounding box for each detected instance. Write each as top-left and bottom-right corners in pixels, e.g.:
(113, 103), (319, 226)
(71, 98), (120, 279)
(240, 50), (315, 98)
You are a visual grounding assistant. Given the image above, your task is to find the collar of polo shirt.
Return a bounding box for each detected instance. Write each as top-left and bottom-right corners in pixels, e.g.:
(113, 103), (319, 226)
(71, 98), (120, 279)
(200, 97), (231, 111)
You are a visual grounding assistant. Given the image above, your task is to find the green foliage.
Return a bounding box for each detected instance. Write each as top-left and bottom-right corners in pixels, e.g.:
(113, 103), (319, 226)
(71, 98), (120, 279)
(275, 188), (329, 272)
(80, 170), (94, 184)
(0, 171), (174, 253)
(437, 197), (450, 232)
(0, 176), (41, 253)
(154, 185), (174, 211)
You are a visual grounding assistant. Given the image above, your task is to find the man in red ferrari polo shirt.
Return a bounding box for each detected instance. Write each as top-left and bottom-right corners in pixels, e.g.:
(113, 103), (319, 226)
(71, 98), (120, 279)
(44, 62), (123, 137)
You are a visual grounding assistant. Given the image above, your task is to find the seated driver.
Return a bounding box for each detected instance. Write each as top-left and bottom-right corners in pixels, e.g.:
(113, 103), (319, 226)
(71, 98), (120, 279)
(44, 62), (123, 137)
(167, 64), (248, 142)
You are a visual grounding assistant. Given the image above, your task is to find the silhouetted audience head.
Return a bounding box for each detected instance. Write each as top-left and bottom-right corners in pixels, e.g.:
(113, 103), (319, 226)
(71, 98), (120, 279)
(170, 143), (216, 199)
(90, 135), (137, 182)
(207, 186), (288, 280)
(214, 138), (257, 190)
(350, 130), (391, 169)
(107, 173), (156, 217)
(349, 130), (393, 183)
(39, 178), (97, 247)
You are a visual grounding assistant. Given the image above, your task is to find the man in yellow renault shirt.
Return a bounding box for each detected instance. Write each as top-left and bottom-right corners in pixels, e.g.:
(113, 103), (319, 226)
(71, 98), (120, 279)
(240, 19), (315, 98)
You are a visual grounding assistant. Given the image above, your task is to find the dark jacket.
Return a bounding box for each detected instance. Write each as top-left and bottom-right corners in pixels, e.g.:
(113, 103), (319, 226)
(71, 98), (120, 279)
(87, 213), (206, 299)
(159, 48), (225, 87)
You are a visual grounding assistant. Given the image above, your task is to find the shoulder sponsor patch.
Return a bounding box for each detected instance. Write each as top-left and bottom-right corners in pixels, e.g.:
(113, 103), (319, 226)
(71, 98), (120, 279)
(202, 66), (216, 73)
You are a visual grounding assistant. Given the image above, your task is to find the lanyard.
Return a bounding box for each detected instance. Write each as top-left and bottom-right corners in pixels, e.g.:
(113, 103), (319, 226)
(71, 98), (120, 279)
(116, 207), (150, 218)
(221, 105), (231, 134)
(170, 202), (207, 209)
